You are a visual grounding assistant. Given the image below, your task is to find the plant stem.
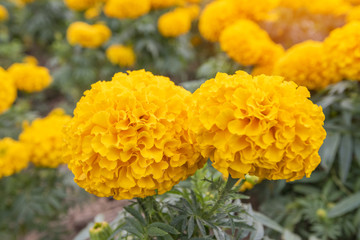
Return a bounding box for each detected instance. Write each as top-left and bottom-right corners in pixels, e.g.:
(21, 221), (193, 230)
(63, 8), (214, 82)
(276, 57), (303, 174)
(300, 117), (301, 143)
(207, 175), (239, 217)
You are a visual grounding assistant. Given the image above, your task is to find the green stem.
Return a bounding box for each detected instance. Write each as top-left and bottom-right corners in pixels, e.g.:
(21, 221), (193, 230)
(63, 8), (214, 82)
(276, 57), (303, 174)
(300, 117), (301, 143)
(137, 198), (150, 223)
(207, 175), (239, 217)
(331, 169), (352, 196)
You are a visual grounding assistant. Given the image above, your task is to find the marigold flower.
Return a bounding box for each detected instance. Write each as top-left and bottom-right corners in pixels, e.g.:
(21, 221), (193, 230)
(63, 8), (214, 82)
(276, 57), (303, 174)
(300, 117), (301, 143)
(64, 70), (205, 200)
(67, 22), (111, 48)
(85, 6), (101, 19)
(0, 138), (29, 179)
(347, 6), (360, 22)
(23, 55), (38, 65)
(279, 0), (351, 15)
(158, 8), (193, 37)
(220, 19), (284, 66)
(106, 44), (136, 67)
(0, 5), (9, 21)
(64, 0), (97, 11)
(189, 71), (326, 181)
(0, 68), (17, 114)
(19, 109), (72, 168)
(324, 21), (360, 80)
(7, 63), (52, 93)
(104, 0), (151, 19)
(150, 0), (178, 9)
(273, 40), (342, 90)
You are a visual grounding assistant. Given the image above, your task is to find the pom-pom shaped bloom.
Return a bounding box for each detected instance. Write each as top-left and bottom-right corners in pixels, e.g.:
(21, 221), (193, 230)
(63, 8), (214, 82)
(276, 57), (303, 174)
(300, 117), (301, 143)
(64, 0), (97, 11)
(158, 7), (194, 37)
(106, 45), (136, 67)
(273, 41), (342, 90)
(64, 70), (205, 200)
(0, 138), (29, 179)
(67, 22), (111, 48)
(19, 109), (71, 168)
(189, 71), (326, 181)
(104, 0), (151, 19)
(150, 0), (178, 9)
(0, 5), (9, 21)
(0, 68), (17, 114)
(220, 19), (284, 66)
(7, 63), (52, 93)
(324, 21), (360, 80)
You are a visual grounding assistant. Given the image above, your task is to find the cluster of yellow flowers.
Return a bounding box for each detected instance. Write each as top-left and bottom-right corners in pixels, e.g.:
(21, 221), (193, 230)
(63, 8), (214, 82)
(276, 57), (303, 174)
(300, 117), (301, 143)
(20, 109), (72, 168)
(64, 70), (206, 200)
(7, 63), (52, 93)
(106, 45), (136, 67)
(0, 68), (17, 114)
(158, 5), (199, 37)
(0, 138), (29, 179)
(67, 22), (111, 48)
(0, 5), (8, 21)
(189, 71), (326, 181)
(104, 0), (151, 19)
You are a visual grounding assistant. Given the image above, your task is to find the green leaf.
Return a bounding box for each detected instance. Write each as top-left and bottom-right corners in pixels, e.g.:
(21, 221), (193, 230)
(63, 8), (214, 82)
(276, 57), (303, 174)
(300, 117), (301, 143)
(319, 132), (341, 171)
(188, 216), (195, 238)
(282, 230), (301, 240)
(328, 192), (360, 218)
(253, 212), (283, 233)
(354, 138), (360, 166)
(147, 227), (169, 237)
(339, 134), (353, 182)
(148, 222), (180, 235)
(124, 206), (146, 226)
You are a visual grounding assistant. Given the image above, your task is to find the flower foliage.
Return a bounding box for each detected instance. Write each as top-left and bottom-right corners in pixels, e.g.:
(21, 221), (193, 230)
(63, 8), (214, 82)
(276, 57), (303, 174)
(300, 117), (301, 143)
(0, 68), (17, 114)
(324, 21), (360, 81)
(64, 70), (205, 200)
(104, 0), (151, 19)
(106, 44), (136, 67)
(19, 109), (71, 168)
(189, 71), (326, 181)
(0, 138), (29, 179)
(220, 19), (284, 66)
(274, 40), (342, 90)
(67, 22), (111, 48)
(7, 62), (52, 93)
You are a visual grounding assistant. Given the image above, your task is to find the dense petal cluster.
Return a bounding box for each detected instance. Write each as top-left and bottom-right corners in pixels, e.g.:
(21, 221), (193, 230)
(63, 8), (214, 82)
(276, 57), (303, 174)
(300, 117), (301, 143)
(7, 63), (52, 93)
(347, 6), (360, 22)
(64, 70), (205, 200)
(19, 109), (72, 168)
(0, 5), (8, 21)
(64, 0), (98, 11)
(158, 6), (199, 37)
(324, 21), (360, 80)
(220, 19), (284, 66)
(273, 41), (342, 90)
(104, 0), (151, 19)
(279, 0), (351, 15)
(0, 138), (29, 179)
(0, 68), (17, 114)
(106, 45), (136, 67)
(189, 71), (326, 181)
(67, 22), (111, 48)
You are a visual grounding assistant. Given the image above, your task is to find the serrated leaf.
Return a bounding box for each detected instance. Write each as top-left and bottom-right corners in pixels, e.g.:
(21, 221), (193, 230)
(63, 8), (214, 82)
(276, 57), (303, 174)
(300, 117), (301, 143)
(124, 206), (146, 226)
(339, 134), (353, 182)
(319, 132), (341, 171)
(147, 227), (169, 237)
(188, 216), (195, 238)
(148, 222), (180, 235)
(328, 192), (360, 218)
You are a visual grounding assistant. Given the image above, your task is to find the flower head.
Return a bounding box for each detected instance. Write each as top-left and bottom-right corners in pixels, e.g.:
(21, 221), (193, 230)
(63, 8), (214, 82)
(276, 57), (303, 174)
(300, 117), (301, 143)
(104, 0), (151, 19)
(0, 68), (17, 114)
(0, 5), (9, 21)
(106, 45), (136, 67)
(158, 7), (194, 37)
(150, 0), (178, 9)
(64, 0), (98, 11)
(324, 21), (360, 80)
(189, 71), (326, 181)
(64, 70), (205, 200)
(0, 138), (29, 179)
(7, 63), (52, 93)
(19, 109), (72, 168)
(67, 22), (111, 48)
(274, 40), (342, 90)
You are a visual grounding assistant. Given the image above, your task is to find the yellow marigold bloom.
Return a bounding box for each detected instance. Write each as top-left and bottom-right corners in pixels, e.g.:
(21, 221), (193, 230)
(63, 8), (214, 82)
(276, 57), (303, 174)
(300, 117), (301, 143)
(19, 109), (71, 168)
(279, 0), (351, 15)
(0, 138), (29, 179)
(0, 5), (9, 21)
(67, 22), (111, 48)
(239, 175), (262, 192)
(106, 44), (136, 67)
(150, 0), (178, 9)
(0, 68), (17, 114)
(104, 0), (151, 19)
(324, 21), (360, 80)
(347, 6), (360, 22)
(345, 0), (360, 4)
(189, 71), (326, 181)
(64, 0), (96, 11)
(8, 63), (52, 93)
(23, 55), (38, 65)
(85, 6), (101, 19)
(220, 19), (284, 66)
(64, 70), (205, 200)
(158, 8), (193, 37)
(274, 41), (342, 90)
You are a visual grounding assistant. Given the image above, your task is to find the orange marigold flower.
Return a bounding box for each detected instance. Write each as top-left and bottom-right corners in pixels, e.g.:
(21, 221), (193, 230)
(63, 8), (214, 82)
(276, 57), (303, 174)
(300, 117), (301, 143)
(189, 71), (326, 181)
(158, 7), (196, 37)
(63, 70), (205, 200)
(104, 0), (151, 19)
